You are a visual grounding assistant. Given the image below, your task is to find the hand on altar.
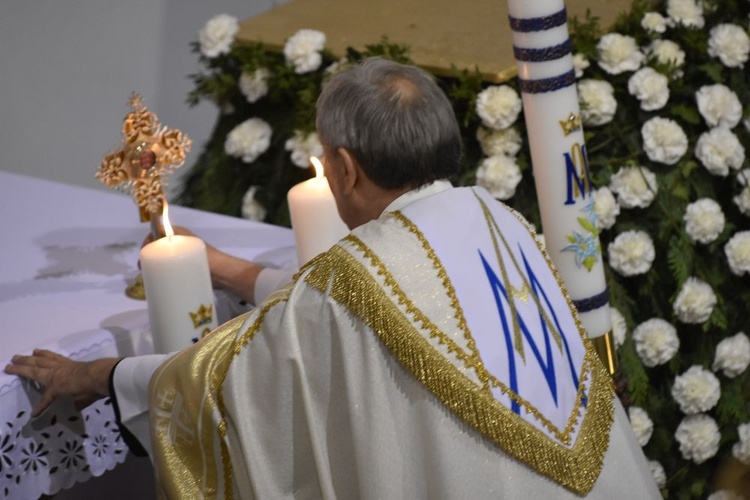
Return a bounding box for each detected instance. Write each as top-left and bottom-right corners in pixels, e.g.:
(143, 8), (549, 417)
(4, 350), (118, 417)
(140, 226), (265, 304)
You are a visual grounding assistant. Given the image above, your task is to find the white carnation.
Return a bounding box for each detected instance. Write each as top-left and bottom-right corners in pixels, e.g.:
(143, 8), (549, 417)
(578, 79), (617, 126)
(735, 187), (750, 216)
(673, 277), (717, 324)
(735, 173), (750, 216)
(684, 198), (726, 244)
(672, 366), (721, 414)
(647, 40), (686, 70)
(198, 14), (239, 58)
(733, 422), (750, 464)
(239, 68), (270, 103)
(628, 67), (670, 111)
(641, 117), (688, 165)
(284, 131), (323, 168)
(609, 165), (658, 209)
(649, 461), (667, 489)
(675, 414), (720, 464)
(734, 168), (750, 216)
(597, 33), (644, 75)
(224, 118), (272, 163)
(325, 57), (349, 75)
(476, 127), (522, 157)
(628, 406), (654, 447)
(608, 230), (656, 276)
(667, 0), (705, 28)
(610, 307), (627, 347)
(696, 128), (745, 176)
(593, 186), (620, 229)
(283, 29), (326, 74)
(642, 12), (668, 34)
(476, 86), (522, 131)
(696, 84), (743, 129)
(707, 491), (746, 500)
(725, 231), (750, 276)
(240, 186), (266, 221)
(475, 155), (523, 200)
(713, 332), (750, 378)
(572, 53), (590, 78)
(708, 23), (750, 68)
(633, 318), (679, 367)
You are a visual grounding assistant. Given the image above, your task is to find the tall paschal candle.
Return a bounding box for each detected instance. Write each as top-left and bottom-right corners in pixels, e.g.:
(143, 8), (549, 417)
(506, 0), (615, 371)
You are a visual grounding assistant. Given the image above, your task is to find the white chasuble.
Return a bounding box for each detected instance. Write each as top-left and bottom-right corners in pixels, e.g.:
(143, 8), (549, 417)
(147, 184), (659, 499)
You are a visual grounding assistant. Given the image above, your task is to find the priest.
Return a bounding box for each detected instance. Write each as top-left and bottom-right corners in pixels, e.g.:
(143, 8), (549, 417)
(6, 58), (659, 498)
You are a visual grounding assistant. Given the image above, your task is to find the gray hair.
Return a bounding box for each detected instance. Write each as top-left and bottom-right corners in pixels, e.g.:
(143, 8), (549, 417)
(316, 58), (461, 190)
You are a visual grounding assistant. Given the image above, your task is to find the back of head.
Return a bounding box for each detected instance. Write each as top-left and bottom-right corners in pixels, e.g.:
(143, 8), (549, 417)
(316, 58), (462, 191)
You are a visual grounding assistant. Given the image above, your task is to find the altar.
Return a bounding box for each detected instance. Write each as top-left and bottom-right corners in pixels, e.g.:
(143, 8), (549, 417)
(0, 171), (295, 499)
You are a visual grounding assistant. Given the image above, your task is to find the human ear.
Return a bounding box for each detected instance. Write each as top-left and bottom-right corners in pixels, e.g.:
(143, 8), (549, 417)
(337, 147), (359, 193)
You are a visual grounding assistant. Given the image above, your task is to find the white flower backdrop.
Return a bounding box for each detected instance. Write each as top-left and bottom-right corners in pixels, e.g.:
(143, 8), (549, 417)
(177, 0), (750, 496)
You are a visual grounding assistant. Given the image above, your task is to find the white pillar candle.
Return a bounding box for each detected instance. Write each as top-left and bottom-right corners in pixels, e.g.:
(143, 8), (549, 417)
(140, 203), (218, 354)
(506, 0), (611, 340)
(287, 156), (349, 266)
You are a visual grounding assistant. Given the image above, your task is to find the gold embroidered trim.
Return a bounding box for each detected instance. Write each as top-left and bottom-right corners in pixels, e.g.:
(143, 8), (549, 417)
(474, 191), (565, 354)
(472, 190), (594, 440)
(385, 210), (588, 444)
(149, 290), (291, 500)
(149, 312), (250, 499)
(389, 211), (488, 389)
(216, 292), (290, 498)
(341, 234), (491, 392)
(307, 241), (614, 495)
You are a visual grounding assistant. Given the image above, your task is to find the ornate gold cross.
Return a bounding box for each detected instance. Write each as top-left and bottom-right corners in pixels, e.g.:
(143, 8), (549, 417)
(96, 93), (191, 222)
(96, 93), (192, 300)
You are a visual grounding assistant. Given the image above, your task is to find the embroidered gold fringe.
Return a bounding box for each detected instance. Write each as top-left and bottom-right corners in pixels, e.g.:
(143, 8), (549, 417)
(305, 240), (614, 495)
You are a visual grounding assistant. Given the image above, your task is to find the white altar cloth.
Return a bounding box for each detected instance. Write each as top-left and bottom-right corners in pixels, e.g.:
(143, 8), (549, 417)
(0, 171), (295, 499)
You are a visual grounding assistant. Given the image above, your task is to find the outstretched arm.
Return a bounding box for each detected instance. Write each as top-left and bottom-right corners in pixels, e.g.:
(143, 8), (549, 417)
(4, 349), (118, 417)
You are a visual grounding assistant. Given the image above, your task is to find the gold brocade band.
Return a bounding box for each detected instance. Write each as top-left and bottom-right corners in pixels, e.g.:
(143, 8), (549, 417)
(305, 235), (614, 495)
(591, 330), (618, 376)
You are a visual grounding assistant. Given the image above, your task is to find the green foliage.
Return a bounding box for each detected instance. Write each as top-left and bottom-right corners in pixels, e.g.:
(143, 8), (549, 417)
(359, 37), (413, 63)
(178, 2), (750, 497)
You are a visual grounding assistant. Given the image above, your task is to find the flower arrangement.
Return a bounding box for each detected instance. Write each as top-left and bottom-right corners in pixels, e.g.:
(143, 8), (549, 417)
(179, 0), (749, 495)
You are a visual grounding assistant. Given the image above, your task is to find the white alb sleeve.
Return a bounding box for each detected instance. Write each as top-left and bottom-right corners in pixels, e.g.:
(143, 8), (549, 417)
(111, 354), (170, 458)
(254, 267), (295, 304)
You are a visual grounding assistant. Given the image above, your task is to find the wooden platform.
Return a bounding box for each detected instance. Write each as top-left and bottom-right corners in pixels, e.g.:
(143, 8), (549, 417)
(237, 0), (634, 82)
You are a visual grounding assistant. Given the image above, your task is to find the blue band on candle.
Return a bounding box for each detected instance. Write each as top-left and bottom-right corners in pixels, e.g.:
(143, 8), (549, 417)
(513, 39), (572, 62)
(518, 68), (576, 94)
(508, 8), (567, 33)
(572, 289), (610, 313)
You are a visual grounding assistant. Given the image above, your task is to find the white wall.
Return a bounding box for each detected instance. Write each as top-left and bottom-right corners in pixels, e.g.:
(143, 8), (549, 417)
(0, 0), (288, 198)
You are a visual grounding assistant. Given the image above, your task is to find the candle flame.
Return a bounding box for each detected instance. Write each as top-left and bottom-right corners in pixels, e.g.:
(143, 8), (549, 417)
(310, 156), (324, 179)
(162, 200), (174, 237)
